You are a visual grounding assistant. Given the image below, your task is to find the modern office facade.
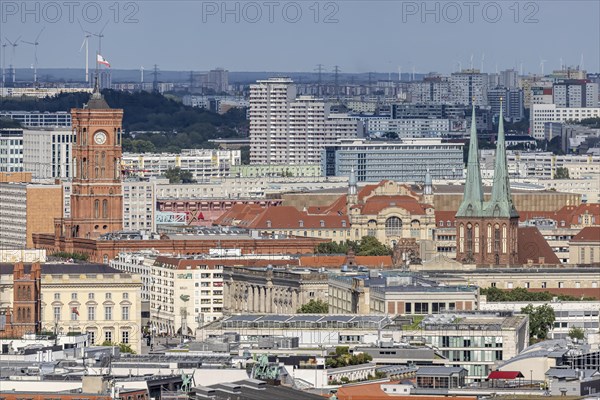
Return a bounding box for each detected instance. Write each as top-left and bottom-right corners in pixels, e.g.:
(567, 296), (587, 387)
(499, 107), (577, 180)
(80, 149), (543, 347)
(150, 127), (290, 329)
(366, 118), (451, 137)
(22, 128), (74, 179)
(249, 78), (362, 165)
(408, 77), (451, 104)
(321, 138), (464, 182)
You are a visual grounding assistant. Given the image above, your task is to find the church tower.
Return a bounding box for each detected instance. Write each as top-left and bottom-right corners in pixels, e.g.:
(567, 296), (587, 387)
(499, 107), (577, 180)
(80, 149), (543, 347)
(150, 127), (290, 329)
(63, 79), (124, 239)
(455, 101), (520, 265)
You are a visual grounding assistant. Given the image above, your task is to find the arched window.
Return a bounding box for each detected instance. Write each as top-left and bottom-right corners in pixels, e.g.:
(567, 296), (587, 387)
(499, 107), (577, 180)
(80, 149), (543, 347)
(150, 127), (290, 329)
(411, 219), (421, 238)
(94, 200), (100, 218)
(487, 224), (492, 253)
(474, 224), (480, 253)
(385, 217), (402, 236)
(82, 157), (87, 179)
(466, 223), (473, 255)
(502, 224), (508, 254)
(102, 200), (108, 218)
(103, 255), (109, 264)
(367, 220), (377, 237)
(494, 224), (501, 254)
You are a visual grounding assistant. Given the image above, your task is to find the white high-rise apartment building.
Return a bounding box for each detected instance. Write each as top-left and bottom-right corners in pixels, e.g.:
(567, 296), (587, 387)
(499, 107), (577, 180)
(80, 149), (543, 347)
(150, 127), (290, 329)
(0, 129), (23, 173)
(249, 78), (362, 165)
(123, 177), (169, 233)
(23, 128), (74, 179)
(530, 104), (600, 139)
(449, 69), (489, 106)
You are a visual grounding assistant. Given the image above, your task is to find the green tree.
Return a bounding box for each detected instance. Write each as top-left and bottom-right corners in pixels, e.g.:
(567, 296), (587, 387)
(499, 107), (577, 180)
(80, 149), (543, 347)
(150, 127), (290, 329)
(164, 167), (196, 184)
(568, 327), (585, 341)
(555, 167), (570, 179)
(297, 299), (329, 313)
(100, 341), (136, 354)
(357, 236), (393, 256)
(521, 304), (555, 341)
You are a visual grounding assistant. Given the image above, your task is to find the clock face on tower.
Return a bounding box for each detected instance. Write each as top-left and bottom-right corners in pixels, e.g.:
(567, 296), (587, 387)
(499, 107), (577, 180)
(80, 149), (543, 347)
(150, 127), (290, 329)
(94, 131), (107, 145)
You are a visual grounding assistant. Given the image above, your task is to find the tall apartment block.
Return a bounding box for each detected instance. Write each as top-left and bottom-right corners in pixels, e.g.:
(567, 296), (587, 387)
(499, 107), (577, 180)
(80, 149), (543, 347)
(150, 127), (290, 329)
(249, 78), (362, 165)
(450, 69), (489, 106)
(553, 80), (599, 108)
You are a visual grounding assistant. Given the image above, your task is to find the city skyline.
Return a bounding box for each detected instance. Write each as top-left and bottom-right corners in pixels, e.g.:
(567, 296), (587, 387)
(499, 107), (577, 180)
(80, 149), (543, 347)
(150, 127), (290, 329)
(0, 0), (598, 74)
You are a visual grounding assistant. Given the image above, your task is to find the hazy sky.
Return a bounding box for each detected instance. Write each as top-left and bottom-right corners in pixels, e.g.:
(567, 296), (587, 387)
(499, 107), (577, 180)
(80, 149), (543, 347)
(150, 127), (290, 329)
(1, 0), (598, 74)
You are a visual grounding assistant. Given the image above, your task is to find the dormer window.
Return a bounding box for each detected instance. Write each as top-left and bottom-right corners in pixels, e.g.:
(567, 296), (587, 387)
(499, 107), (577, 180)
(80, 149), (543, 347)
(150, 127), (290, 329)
(299, 220), (304, 228)
(266, 220), (272, 228)
(341, 220), (347, 228)
(320, 220), (325, 228)
(439, 221), (444, 227)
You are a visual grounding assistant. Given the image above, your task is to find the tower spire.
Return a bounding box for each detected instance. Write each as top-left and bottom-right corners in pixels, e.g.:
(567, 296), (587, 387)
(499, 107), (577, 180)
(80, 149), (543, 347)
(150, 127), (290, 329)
(486, 98), (519, 218)
(456, 103), (484, 217)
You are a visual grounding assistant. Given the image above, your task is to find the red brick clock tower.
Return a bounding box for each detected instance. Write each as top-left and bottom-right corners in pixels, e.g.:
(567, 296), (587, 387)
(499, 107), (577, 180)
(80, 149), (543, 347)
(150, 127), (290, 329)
(60, 80), (124, 239)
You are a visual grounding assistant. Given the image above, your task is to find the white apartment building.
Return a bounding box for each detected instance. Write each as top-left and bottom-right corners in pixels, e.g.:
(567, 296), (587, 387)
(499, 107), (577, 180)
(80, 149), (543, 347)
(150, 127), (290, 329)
(539, 178), (600, 203)
(123, 178), (168, 232)
(249, 78), (362, 165)
(154, 176), (347, 200)
(530, 104), (600, 139)
(366, 118), (450, 137)
(122, 149), (240, 182)
(150, 255), (224, 335)
(0, 183), (28, 248)
(449, 70), (489, 106)
(111, 252), (225, 336)
(23, 128), (73, 179)
(0, 129), (23, 172)
(110, 250), (158, 303)
(0, 111), (72, 127)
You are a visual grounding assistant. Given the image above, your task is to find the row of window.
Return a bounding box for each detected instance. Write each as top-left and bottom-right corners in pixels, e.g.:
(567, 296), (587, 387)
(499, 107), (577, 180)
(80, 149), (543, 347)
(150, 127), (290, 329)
(53, 305), (130, 321)
(53, 292), (128, 301)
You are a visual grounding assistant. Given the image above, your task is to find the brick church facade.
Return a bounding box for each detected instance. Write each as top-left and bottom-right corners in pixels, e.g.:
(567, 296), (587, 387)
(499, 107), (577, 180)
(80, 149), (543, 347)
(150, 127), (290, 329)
(455, 103), (520, 265)
(0, 262), (41, 338)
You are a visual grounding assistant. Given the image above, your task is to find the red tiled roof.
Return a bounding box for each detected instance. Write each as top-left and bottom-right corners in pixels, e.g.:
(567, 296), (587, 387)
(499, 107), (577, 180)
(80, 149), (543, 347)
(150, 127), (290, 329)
(353, 196), (430, 215)
(299, 255), (393, 268)
(488, 371), (524, 380)
(517, 226), (561, 265)
(571, 226), (600, 242)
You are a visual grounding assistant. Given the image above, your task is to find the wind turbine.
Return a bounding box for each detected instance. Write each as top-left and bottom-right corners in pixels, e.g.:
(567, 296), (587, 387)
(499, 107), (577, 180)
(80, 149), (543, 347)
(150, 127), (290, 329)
(21, 27), (45, 84)
(1, 41), (6, 85)
(92, 20), (109, 55)
(5, 36), (21, 83)
(78, 20), (92, 83)
(539, 59), (547, 75)
(140, 66), (144, 83)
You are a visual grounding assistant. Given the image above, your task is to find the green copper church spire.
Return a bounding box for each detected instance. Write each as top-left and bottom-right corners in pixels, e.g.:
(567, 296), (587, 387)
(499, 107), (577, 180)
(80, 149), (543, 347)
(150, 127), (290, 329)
(456, 103), (484, 217)
(485, 99), (519, 218)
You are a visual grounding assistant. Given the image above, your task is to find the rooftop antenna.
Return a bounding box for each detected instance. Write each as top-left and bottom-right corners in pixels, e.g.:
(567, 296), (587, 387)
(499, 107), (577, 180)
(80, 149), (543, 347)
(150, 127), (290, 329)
(141, 66), (145, 83)
(398, 65), (402, 82)
(470, 53), (474, 70)
(78, 20), (92, 83)
(539, 58), (547, 76)
(315, 63), (324, 95)
(5, 36), (21, 83)
(580, 53), (585, 71)
(480, 53), (485, 72)
(22, 27), (45, 84)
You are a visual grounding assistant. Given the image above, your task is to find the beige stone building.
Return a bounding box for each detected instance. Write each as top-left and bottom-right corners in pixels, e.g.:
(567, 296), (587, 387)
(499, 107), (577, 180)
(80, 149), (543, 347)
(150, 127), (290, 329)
(569, 226), (600, 265)
(39, 264), (142, 353)
(223, 266), (328, 314)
